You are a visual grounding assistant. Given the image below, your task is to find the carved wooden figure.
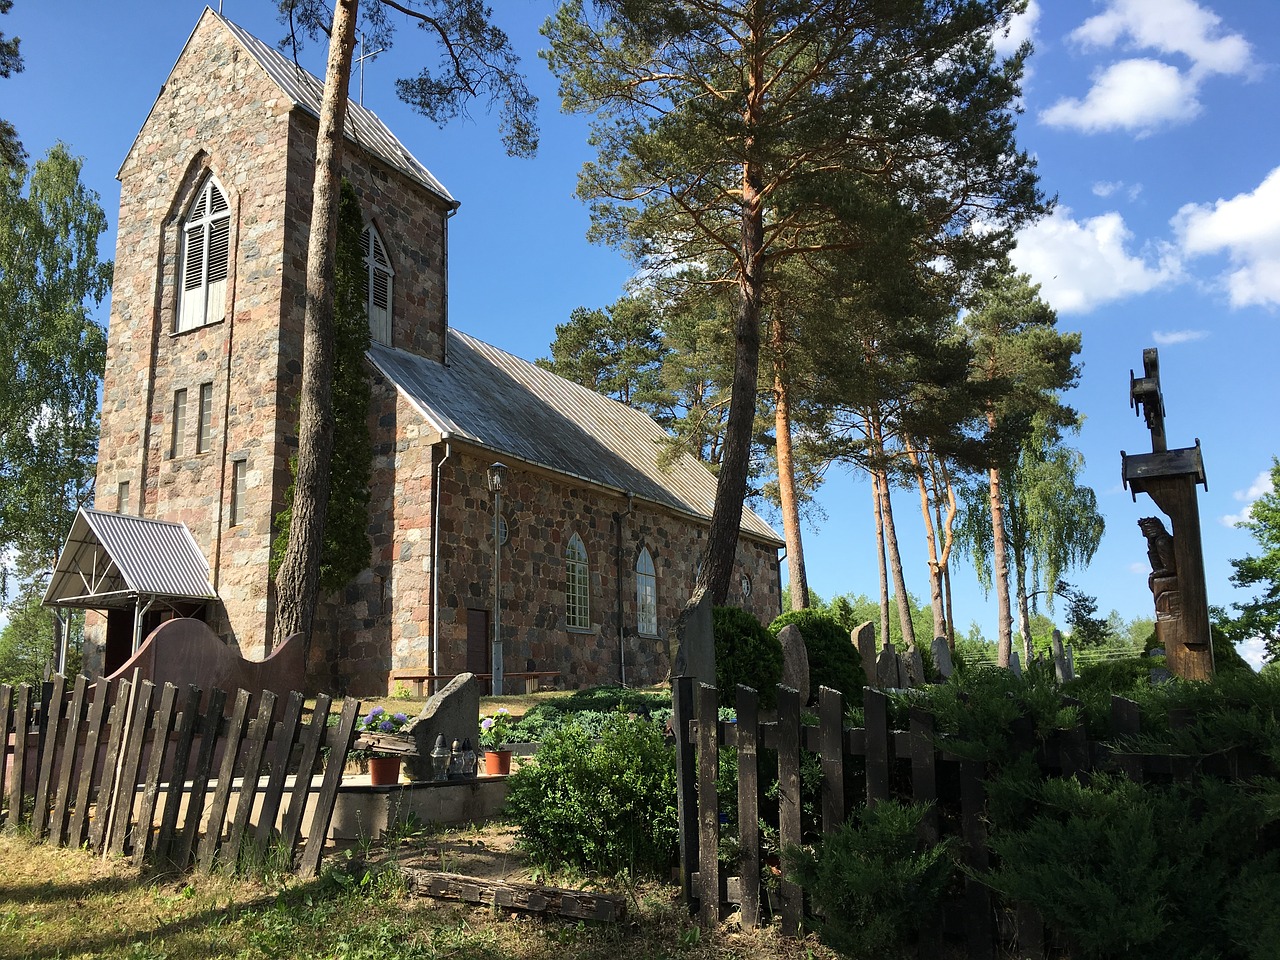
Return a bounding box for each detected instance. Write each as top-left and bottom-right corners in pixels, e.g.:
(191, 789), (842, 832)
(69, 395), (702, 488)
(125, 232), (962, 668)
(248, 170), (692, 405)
(1122, 348), (1213, 680)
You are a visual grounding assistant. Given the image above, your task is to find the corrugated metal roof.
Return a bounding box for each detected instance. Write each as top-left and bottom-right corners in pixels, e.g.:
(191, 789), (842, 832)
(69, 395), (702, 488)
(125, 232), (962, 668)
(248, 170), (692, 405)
(216, 11), (456, 208)
(43, 509), (216, 609)
(370, 331), (783, 545)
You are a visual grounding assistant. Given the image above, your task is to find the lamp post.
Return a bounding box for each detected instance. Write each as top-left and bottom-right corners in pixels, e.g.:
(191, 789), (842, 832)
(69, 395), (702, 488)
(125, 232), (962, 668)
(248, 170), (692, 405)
(486, 461), (508, 696)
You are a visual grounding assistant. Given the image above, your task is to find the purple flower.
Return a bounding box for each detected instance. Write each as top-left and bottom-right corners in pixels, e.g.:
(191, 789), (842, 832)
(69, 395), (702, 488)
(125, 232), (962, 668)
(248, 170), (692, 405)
(369, 706), (385, 718)
(392, 713), (408, 724)
(481, 717), (494, 731)
(379, 719), (395, 733)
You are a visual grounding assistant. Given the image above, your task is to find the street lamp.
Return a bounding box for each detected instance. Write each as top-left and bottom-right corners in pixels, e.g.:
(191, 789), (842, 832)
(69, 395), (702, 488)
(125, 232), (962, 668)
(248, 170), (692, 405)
(486, 461), (509, 696)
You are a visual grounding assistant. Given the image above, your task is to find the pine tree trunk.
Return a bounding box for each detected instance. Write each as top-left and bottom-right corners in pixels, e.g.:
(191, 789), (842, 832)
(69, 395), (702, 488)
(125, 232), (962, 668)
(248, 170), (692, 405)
(987, 450), (1014, 667)
(871, 412), (915, 650)
(905, 436), (945, 641)
(870, 443), (892, 648)
(772, 340), (808, 610)
(1014, 553), (1034, 664)
(273, 0), (359, 650)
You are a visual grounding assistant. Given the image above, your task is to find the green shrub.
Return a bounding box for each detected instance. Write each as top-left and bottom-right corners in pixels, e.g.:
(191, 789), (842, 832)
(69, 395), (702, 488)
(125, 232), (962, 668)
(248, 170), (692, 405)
(713, 606), (783, 709)
(769, 609), (861, 700)
(785, 800), (957, 960)
(505, 712), (677, 877)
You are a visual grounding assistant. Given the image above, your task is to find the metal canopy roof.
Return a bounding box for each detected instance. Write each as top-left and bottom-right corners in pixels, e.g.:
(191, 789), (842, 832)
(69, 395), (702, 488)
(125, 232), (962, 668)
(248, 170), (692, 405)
(370, 331), (783, 546)
(43, 509), (217, 610)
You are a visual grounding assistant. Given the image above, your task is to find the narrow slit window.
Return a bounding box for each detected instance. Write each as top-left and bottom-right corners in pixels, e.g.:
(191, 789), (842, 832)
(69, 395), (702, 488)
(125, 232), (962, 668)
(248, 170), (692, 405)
(117, 480), (130, 515)
(171, 388), (187, 458)
(230, 459), (247, 527)
(566, 533), (590, 630)
(178, 177), (231, 332)
(197, 382), (213, 453)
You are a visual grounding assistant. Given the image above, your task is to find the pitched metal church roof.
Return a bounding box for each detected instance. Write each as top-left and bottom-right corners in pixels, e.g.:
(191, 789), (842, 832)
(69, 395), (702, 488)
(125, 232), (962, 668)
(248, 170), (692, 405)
(370, 332), (783, 545)
(43, 509), (216, 610)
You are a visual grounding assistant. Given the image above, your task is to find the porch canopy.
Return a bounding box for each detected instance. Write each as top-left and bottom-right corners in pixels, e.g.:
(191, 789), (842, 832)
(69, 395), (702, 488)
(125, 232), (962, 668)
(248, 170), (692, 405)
(43, 508), (217, 656)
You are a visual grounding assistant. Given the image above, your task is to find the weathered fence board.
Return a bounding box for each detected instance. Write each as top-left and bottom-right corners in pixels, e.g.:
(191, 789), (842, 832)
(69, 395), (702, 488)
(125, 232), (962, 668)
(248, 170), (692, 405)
(404, 869), (627, 922)
(735, 684), (760, 930)
(1, 675), (356, 880)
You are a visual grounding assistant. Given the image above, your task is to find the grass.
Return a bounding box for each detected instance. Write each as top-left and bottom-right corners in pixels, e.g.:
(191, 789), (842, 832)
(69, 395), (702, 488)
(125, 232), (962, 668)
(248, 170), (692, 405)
(0, 833), (831, 960)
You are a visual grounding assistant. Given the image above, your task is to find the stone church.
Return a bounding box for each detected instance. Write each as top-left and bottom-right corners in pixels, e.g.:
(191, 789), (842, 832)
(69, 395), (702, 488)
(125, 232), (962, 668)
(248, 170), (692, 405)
(55, 9), (782, 696)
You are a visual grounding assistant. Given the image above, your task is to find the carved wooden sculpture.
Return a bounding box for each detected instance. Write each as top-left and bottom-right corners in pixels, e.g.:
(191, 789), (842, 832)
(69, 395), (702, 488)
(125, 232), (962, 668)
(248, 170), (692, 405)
(1122, 349), (1214, 679)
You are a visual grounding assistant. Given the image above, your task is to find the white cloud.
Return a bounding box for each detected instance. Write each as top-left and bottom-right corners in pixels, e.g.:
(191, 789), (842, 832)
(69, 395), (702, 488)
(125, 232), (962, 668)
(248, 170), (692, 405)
(1092, 180), (1143, 201)
(1042, 0), (1255, 135)
(1128, 562), (1150, 576)
(1220, 468), (1274, 527)
(1011, 207), (1181, 313)
(1236, 636), (1266, 672)
(1174, 166), (1280, 308)
(993, 0), (1039, 58)
(1042, 58), (1200, 134)
(1151, 329), (1208, 346)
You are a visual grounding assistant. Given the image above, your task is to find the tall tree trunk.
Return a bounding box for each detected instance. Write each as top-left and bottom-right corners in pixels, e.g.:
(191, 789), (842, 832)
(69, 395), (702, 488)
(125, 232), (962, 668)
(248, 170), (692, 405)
(987, 408), (1014, 666)
(701, 27), (764, 606)
(943, 561), (955, 650)
(905, 435), (945, 641)
(1014, 552), (1034, 664)
(772, 323), (808, 609)
(274, 0), (359, 649)
(868, 418), (891, 648)
(871, 411), (916, 650)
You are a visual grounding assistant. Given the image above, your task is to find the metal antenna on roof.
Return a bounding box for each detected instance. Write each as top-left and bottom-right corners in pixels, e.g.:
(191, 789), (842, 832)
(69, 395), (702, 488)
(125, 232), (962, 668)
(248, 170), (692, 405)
(354, 30), (385, 106)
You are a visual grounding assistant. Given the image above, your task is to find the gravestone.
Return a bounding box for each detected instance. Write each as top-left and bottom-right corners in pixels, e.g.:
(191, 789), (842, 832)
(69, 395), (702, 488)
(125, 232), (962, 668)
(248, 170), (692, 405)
(1051, 630), (1072, 682)
(777, 623), (810, 703)
(875, 643), (902, 688)
(671, 587), (716, 686)
(852, 621), (877, 685)
(904, 646), (927, 688)
(1008, 650), (1022, 677)
(403, 673), (479, 782)
(931, 637), (955, 679)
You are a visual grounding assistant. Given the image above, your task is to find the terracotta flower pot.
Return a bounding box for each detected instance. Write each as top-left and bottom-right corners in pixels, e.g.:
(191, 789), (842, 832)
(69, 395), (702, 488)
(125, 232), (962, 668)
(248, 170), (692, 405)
(369, 755), (402, 785)
(482, 750), (513, 776)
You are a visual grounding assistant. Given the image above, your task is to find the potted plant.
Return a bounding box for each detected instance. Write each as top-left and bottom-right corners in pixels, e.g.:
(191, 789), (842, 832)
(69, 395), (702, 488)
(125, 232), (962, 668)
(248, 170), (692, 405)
(354, 706), (410, 785)
(479, 707), (514, 775)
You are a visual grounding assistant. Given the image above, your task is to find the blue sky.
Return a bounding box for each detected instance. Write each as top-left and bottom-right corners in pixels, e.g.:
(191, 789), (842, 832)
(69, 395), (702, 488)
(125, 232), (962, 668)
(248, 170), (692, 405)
(3, 1), (1278, 666)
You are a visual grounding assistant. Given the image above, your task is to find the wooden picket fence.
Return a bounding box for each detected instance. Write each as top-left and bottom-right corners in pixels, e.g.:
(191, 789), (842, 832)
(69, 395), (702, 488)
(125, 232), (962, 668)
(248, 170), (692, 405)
(1, 673), (359, 877)
(671, 675), (1248, 957)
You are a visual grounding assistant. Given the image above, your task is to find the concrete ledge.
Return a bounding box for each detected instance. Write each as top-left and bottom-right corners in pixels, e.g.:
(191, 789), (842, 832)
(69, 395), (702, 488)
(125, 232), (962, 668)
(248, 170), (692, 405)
(330, 775), (511, 842)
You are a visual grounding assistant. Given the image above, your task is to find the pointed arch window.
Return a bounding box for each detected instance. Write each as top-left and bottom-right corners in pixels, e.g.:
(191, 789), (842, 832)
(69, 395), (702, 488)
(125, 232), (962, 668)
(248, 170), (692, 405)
(178, 177), (231, 332)
(565, 533), (590, 630)
(362, 224), (393, 345)
(636, 547), (658, 637)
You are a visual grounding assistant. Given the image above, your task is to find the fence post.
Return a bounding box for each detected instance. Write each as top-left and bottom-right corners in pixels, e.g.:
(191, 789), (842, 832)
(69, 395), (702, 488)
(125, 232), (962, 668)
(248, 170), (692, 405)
(818, 685), (846, 835)
(68, 678), (111, 849)
(7, 684), (32, 832)
(172, 686), (224, 870)
(672, 675), (699, 916)
(132, 683), (179, 865)
(776, 683), (803, 936)
(910, 706), (938, 843)
(51, 675), (89, 845)
(32, 675), (66, 838)
(298, 696), (360, 879)
(961, 759), (993, 958)
(863, 687), (889, 806)
(0, 685), (12, 828)
(696, 682), (721, 928)
(735, 684), (760, 929)
(281, 693), (332, 864)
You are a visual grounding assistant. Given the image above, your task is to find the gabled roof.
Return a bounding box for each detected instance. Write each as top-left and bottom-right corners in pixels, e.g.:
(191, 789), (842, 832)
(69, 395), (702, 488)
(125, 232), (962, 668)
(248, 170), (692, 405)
(125, 8), (456, 208)
(370, 331), (783, 546)
(43, 509), (216, 610)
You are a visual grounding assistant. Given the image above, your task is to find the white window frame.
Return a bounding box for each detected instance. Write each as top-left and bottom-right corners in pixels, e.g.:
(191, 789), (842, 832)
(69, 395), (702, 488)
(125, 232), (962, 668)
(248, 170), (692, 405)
(178, 177), (231, 332)
(230, 459), (247, 527)
(566, 533), (590, 630)
(636, 547), (658, 637)
(362, 224), (394, 345)
(196, 382), (213, 454)
(171, 388), (187, 459)
(117, 480), (130, 515)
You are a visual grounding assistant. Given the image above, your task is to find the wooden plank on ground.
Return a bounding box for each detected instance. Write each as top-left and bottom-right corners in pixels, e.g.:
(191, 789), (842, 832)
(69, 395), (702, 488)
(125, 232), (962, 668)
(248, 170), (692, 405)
(108, 680), (156, 856)
(221, 691), (277, 870)
(819, 685), (845, 835)
(132, 683), (178, 865)
(8, 685), (33, 833)
(90, 678), (132, 852)
(863, 688), (889, 807)
(672, 676), (699, 916)
(32, 675), (66, 838)
(253, 691), (303, 850)
(402, 869), (626, 922)
(198, 688), (252, 873)
(172, 687), (223, 871)
(297, 697), (360, 879)
(776, 684), (803, 936)
(156, 684), (203, 867)
(280, 693), (331, 865)
(735, 684), (760, 930)
(68, 679), (110, 849)
(0, 684), (12, 828)
(51, 675), (89, 845)
(695, 682), (720, 929)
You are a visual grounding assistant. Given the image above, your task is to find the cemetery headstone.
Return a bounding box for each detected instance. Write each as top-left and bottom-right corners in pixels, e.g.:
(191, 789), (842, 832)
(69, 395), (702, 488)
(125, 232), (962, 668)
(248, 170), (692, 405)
(852, 621), (877, 685)
(931, 636), (955, 679)
(777, 623), (810, 703)
(403, 673), (479, 781)
(671, 587), (716, 686)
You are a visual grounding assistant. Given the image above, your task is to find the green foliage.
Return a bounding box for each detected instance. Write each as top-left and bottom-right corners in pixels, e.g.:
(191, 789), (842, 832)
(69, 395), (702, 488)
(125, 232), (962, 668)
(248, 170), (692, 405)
(786, 801), (958, 960)
(506, 712), (677, 877)
(0, 144), (111, 591)
(820, 592), (933, 650)
(0, 0), (22, 167)
(1222, 458), (1280, 662)
(0, 581), (58, 684)
(985, 773), (1280, 960)
(713, 606), (783, 708)
(272, 179), (372, 595)
(769, 609), (861, 700)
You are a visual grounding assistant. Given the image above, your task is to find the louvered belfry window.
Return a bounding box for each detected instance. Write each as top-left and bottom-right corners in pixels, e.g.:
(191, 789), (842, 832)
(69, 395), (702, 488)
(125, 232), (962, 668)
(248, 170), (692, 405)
(362, 224), (393, 345)
(178, 177), (231, 332)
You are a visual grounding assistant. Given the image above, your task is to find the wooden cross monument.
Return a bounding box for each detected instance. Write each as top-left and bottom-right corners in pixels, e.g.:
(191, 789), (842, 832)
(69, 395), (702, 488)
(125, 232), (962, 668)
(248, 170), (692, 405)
(1121, 348), (1214, 679)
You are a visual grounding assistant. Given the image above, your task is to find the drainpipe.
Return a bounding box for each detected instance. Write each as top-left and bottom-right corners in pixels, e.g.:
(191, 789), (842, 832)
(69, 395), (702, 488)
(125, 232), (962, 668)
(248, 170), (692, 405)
(614, 491), (634, 687)
(430, 437), (452, 695)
